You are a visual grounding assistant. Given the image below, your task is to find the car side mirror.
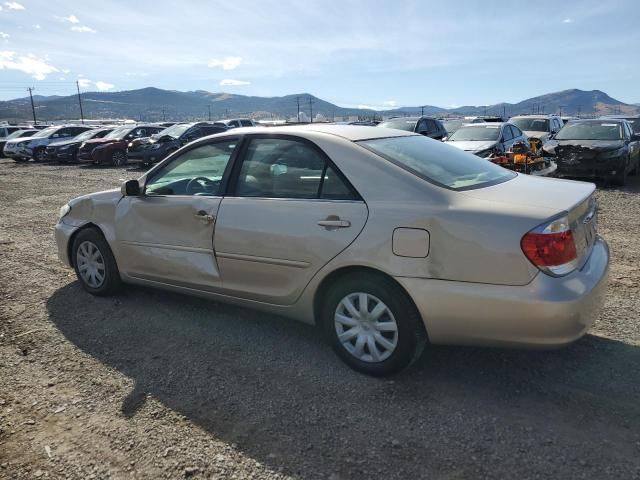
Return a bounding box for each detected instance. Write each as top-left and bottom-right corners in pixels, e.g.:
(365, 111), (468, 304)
(632, 133), (640, 141)
(121, 179), (141, 196)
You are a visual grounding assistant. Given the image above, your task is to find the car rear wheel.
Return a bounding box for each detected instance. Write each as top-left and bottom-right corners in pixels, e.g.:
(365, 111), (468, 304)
(33, 147), (46, 162)
(111, 150), (127, 167)
(321, 272), (427, 376)
(71, 228), (121, 296)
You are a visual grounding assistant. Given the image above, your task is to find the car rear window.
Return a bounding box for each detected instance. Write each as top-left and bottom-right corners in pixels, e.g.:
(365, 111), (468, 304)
(358, 135), (515, 191)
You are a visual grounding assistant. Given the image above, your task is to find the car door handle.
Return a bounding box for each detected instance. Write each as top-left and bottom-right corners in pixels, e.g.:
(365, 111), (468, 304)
(317, 218), (351, 228)
(195, 210), (215, 223)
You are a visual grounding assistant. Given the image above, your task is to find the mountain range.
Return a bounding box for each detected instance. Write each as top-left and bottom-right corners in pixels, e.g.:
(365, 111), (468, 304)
(0, 87), (637, 122)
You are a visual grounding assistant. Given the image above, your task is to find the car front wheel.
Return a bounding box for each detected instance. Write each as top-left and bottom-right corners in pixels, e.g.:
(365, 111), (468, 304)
(322, 272), (427, 376)
(111, 150), (127, 166)
(71, 228), (121, 296)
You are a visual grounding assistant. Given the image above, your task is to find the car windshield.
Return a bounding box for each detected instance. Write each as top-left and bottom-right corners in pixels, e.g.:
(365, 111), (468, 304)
(104, 126), (132, 140)
(31, 127), (58, 138)
(448, 125), (501, 141)
(377, 119), (416, 132)
(442, 120), (466, 134)
(359, 135), (515, 191)
(555, 122), (623, 141)
(510, 118), (550, 132)
(74, 129), (100, 141)
(6, 130), (35, 140)
(157, 123), (190, 138)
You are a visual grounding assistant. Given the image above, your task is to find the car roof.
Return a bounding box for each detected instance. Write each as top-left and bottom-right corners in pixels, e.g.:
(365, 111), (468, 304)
(211, 124), (417, 142)
(511, 115), (557, 119)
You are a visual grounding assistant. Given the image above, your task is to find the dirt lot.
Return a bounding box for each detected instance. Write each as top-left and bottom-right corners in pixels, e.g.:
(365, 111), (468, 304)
(0, 158), (639, 479)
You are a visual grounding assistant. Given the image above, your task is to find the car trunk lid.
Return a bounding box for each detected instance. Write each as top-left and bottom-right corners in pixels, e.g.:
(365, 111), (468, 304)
(460, 174), (598, 269)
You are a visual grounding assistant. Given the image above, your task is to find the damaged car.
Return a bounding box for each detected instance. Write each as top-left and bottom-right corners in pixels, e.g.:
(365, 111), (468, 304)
(127, 122), (227, 166)
(543, 119), (640, 186)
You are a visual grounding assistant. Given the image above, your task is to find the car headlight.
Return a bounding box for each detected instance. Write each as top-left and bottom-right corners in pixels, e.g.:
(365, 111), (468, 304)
(58, 204), (71, 221)
(58, 145), (71, 151)
(79, 142), (86, 149)
(149, 143), (162, 150)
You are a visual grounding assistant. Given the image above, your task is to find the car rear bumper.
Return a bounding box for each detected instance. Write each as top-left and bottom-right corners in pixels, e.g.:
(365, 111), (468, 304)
(396, 237), (609, 348)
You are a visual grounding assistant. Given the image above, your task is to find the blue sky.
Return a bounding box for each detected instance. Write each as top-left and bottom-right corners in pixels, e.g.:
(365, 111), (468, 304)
(0, 0), (638, 107)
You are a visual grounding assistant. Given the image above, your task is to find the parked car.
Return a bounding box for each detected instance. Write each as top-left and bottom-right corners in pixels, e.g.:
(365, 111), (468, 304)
(213, 118), (256, 129)
(78, 125), (164, 166)
(0, 125), (31, 140)
(54, 125), (608, 376)
(600, 115), (640, 134)
(445, 122), (528, 157)
(45, 128), (114, 163)
(128, 122), (227, 165)
(441, 118), (485, 138)
(508, 115), (563, 153)
(377, 116), (447, 140)
(0, 129), (37, 157)
(543, 119), (640, 185)
(5, 125), (92, 162)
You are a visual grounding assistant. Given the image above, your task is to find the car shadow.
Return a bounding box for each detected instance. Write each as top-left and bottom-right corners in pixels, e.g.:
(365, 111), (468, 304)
(46, 282), (640, 478)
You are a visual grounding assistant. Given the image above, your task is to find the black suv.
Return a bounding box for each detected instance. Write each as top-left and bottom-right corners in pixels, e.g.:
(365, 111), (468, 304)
(127, 122), (227, 165)
(377, 116), (447, 140)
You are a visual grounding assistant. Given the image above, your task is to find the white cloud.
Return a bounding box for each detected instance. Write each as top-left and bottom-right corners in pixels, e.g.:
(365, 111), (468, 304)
(33, 24), (41, 29)
(0, 50), (58, 80)
(562, 18), (574, 23)
(219, 78), (250, 86)
(62, 68), (70, 74)
(71, 25), (96, 33)
(208, 56), (243, 70)
(0, 32), (9, 39)
(357, 104), (376, 110)
(5, 1), (25, 10)
(95, 81), (114, 91)
(383, 100), (397, 108)
(63, 14), (80, 23)
(77, 78), (91, 88)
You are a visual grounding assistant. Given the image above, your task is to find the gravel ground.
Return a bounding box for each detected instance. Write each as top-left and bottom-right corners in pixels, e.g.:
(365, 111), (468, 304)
(0, 158), (639, 480)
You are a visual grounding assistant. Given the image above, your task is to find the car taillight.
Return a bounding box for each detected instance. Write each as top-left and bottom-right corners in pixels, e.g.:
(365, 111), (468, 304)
(521, 215), (578, 276)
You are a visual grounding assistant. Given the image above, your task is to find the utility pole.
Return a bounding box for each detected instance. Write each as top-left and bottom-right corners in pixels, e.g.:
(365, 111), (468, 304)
(308, 96), (315, 123)
(28, 87), (37, 125)
(75, 81), (85, 124)
(502, 105), (506, 119)
(420, 106), (425, 116)
(207, 104), (211, 121)
(295, 96), (301, 122)
(161, 107), (166, 121)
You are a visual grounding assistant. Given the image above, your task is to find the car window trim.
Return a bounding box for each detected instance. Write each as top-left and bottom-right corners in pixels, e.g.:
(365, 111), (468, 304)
(224, 133), (363, 201)
(142, 135), (244, 196)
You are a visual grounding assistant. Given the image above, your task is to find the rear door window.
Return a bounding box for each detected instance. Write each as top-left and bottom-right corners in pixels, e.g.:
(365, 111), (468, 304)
(233, 137), (356, 200)
(502, 126), (513, 141)
(240, 120), (253, 127)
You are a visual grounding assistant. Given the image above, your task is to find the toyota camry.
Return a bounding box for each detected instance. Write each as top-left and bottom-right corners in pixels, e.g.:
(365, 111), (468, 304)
(54, 125), (609, 376)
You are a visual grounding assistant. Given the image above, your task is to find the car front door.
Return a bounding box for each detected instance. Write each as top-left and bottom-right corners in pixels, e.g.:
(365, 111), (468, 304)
(214, 135), (368, 305)
(114, 138), (238, 291)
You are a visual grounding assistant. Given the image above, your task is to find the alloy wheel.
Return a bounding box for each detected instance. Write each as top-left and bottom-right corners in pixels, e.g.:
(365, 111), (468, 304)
(76, 240), (106, 288)
(112, 151), (126, 166)
(334, 292), (399, 363)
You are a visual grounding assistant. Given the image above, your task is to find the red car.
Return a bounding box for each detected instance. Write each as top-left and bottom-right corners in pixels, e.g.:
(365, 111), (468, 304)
(77, 124), (164, 166)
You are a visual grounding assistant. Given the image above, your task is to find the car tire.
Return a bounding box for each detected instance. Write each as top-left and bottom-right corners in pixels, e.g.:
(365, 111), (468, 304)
(13, 157), (28, 163)
(33, 147), (46, 162)
(111, 150), (127, 167)
(71, 228), (122, 296)
(321, 272), (427, 376)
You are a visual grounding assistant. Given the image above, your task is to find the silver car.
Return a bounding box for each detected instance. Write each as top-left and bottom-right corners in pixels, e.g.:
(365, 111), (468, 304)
(54, 125), (609, 376)
(445, 122), (529, 157)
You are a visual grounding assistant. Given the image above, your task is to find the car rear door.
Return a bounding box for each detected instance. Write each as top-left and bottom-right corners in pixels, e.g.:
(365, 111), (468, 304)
(214, 135), (368, 305)
(114, 138), (238, 291)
